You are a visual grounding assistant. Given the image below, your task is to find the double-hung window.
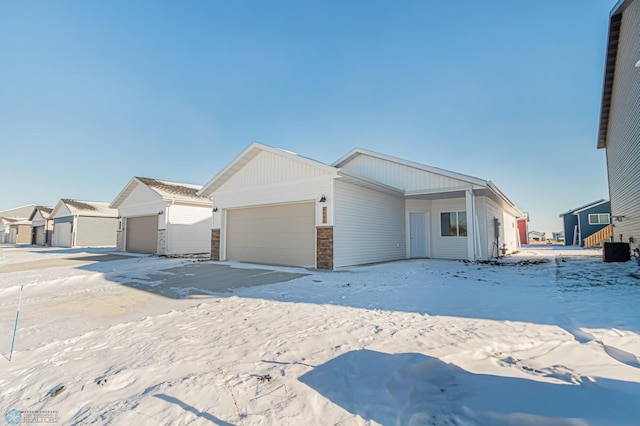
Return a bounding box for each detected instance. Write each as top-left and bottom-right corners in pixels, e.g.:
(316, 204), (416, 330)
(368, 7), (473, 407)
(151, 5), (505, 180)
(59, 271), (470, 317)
(441, 211), (467, 237)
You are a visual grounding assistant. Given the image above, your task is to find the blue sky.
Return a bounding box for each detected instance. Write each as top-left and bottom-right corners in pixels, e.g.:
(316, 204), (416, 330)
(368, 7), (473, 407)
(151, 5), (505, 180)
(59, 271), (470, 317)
(1, 1), (615, 236)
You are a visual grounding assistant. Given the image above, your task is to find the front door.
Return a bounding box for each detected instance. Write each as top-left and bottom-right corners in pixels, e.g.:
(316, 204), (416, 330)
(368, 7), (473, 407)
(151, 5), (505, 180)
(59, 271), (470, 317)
(410, 212), (428, 258)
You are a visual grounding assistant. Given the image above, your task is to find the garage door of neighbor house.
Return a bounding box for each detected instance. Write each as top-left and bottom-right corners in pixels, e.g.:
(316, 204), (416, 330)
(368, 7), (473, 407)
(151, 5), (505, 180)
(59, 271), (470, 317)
(54, 222), (72, 248)
(35, 226), (46, 245)
(126, 216), (159, 254)
(226, 202), (316, 267)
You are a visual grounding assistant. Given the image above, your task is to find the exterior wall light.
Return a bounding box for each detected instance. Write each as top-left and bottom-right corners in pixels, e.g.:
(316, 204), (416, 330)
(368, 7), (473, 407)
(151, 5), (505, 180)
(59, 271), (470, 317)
(319, 195), (326, 203)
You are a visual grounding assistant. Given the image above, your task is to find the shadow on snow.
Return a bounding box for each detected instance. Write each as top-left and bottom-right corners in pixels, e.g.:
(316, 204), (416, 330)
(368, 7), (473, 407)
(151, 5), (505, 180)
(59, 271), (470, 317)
(299, 349), (640, 426)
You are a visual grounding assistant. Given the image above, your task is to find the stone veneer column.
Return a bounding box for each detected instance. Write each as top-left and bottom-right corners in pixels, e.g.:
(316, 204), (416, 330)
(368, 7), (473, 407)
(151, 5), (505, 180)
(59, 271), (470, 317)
(115, 230), (123, 252)
(211, 229), (221, 260)
(157, 230), (166, 255)
(316, 226), (334, 270)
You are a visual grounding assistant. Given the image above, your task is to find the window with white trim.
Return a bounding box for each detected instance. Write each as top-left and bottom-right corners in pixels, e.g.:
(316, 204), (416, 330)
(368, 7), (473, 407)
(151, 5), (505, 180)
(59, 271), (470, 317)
(440, 211), (467, 237)
(588, 213), (610, 225)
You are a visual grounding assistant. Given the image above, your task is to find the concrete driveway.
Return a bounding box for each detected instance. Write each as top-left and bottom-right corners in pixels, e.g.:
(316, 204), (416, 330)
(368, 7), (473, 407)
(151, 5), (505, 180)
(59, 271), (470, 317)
(121, 262), (309, 299)
(0, 253), (133, 273)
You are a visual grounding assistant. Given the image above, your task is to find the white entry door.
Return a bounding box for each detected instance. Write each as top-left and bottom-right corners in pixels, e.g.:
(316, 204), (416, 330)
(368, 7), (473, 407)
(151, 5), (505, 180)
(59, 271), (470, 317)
(410, 212), (428, 258)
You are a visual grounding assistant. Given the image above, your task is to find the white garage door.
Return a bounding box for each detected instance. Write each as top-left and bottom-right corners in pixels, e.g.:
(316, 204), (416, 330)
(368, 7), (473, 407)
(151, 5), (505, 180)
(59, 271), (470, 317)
(54, 222), (72, 248)
(126, 216), (158, 254)
(226, 202), (315, 267)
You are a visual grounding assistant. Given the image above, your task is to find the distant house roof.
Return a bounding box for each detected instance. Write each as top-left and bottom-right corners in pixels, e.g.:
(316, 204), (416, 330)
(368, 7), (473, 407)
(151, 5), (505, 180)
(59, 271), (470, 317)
(0, 205), (36, 219)
(28, 206), (53, 221)
(597, 0), (637, 149)
(52, 199), (118, 218)
(559, 199), (608, 217)
(110, 176), (211, 209)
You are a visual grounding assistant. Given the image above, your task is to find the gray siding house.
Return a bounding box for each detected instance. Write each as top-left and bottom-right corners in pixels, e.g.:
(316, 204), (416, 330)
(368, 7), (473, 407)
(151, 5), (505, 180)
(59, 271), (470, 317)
(598, 0), (640, 247)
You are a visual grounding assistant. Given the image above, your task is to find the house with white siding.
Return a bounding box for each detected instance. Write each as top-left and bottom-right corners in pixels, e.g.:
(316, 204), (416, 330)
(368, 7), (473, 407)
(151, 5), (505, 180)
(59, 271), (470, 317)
(29, 206), (54, 246)
(50, 199), (118, 248)
(598, 0), (640, 248)
(110, 177), (212, 255)
(0, 205), (36, 244)
(197, 143), (522, 269)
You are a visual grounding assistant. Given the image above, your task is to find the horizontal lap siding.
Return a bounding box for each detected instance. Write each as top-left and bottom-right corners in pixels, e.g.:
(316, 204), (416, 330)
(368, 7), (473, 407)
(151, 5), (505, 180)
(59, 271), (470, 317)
(75, 217), (118, 247)
(474, 197), (488, 260)
(431, 199), (467, 260)
(334, 180), (405, 268)
(339, 154), (469, 191)
(219, 151), (332, 192)
(607, 0), (640, 243)
(485, 198), (503, 258)
(167, 205), (212, 255)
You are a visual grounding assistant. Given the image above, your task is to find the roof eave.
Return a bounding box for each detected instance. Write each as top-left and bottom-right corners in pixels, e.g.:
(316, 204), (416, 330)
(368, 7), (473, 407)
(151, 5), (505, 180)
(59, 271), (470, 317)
(597, 0), (633, 149)
(333, 148), (489, 187)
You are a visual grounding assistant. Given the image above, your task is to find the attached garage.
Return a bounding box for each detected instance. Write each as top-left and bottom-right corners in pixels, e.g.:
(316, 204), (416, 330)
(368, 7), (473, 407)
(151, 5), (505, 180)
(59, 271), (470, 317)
(50, 199), (118, 248)
(54, 222), (72, 247)
(226, 202), (316, 267)
(110, 177), (212, 256)
(125, 215), (159, 254)
(34, 226), (46, 245)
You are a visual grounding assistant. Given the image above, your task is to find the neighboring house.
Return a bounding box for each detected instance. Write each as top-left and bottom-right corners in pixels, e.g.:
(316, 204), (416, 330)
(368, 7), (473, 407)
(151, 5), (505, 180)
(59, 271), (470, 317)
(0, 205), (36, 243)
(559, 200), (611, 247)
(8, 220), (33, 244)
(50, 199), (118, 248)
(197, 143), (522, 269)
(29, 206), (54, 246)
(552, 231), (565, 243)
(597, 0), (640, 247)
(517, 213), (530, 245)
(110, 177), (212, 255)
(528, 231), (546, 243)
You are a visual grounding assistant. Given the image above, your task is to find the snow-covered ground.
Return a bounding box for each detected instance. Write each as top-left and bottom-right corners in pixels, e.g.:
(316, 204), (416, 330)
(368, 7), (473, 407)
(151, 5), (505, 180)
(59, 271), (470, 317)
(2, 245), (640, 425)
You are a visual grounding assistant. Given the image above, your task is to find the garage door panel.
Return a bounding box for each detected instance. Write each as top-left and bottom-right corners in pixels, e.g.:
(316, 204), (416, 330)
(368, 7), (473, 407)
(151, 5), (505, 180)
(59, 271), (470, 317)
(126, 216), (158, 254)
(227, 203), (315, 267)
(54, 223), (72, 248)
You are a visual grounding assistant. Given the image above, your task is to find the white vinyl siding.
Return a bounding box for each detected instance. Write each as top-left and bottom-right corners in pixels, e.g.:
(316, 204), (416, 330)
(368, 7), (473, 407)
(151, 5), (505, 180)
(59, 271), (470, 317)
(117, 184), (168, 230)
(485, 198), (504, 258)
(606, 0), (640, 242)
(502, 210), (519, 254)
(166, 204), (212, 255)
(338, 154), (471, 191)
(75, 217), (118, 247)
(214, 178), (333, 230)
(333, 180), (405, 268)
(218, 150), (333, 193)
(226, 202), (316, 267)
(431, 199), (468, 260)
